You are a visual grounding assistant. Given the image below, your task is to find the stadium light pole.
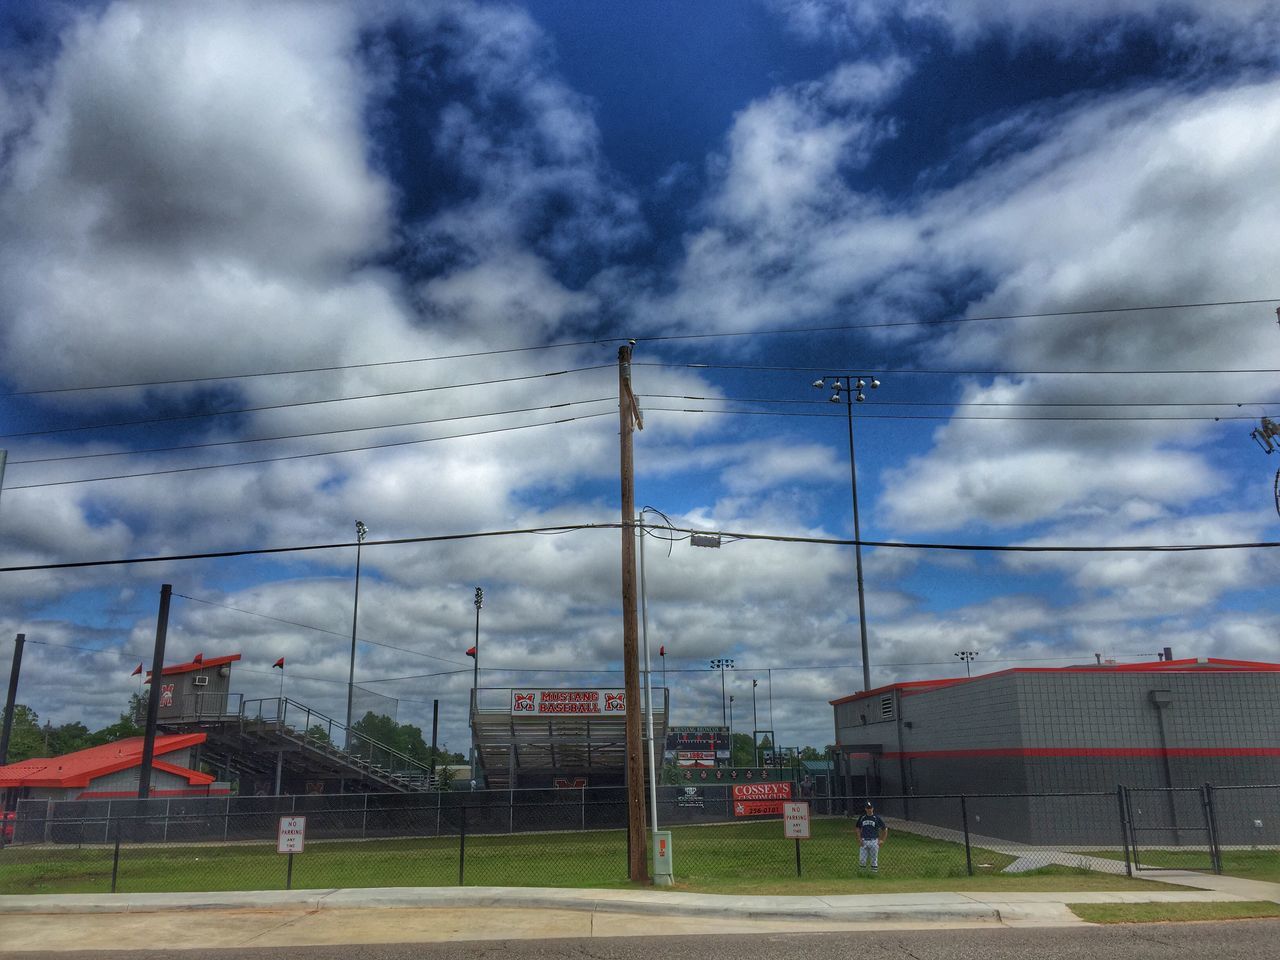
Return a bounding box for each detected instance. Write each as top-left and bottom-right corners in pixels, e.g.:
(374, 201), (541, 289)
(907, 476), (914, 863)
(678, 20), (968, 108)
(812, 374), (880, 692)
(345, 520), (368, 748)
(751, 678), (759, 766)
(469, 586), (483, 788)
(955, 650), (979, 678)
(710, 658), (734, 727)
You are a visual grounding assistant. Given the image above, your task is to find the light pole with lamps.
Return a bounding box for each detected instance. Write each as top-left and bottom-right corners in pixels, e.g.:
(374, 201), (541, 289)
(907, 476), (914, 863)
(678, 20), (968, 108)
(728, 695), (735, 760)
(469, 587), (483, 786)
(751, 679), (759, 766)
(955, 650), (979, 677)
(812, 374), (880, 692)
(710, 658), (734, 727)
(345, 520), (368, 747)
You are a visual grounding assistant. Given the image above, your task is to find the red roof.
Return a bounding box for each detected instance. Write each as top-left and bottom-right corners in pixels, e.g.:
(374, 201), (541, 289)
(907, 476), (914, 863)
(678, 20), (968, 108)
(830, 657), (1280, 707)
(145, 653), (240, 681)
(0, 733), (213, 788)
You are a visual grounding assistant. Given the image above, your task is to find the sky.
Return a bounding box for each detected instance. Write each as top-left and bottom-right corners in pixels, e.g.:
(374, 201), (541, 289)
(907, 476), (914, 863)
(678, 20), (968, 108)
(2, 0), (1280, 761)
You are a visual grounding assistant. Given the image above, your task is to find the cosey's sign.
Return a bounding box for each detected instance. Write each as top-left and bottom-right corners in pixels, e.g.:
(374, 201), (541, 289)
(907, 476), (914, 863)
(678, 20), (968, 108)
(510, 689), (626, 715)
(732, 780), (792, 817)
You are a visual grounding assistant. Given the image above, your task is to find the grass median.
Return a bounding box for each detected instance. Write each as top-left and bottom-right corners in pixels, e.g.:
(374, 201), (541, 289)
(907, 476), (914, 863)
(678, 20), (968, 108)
(1, 818), (1174, 896)
(1083, 849), (1280, 883)
(1069, 901), (1280, 924)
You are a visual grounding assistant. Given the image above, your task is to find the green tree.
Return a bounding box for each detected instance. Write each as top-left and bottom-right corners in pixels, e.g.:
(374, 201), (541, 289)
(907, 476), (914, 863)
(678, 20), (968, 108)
(2, 704), (44, 763)
(88, 693), (146, 746)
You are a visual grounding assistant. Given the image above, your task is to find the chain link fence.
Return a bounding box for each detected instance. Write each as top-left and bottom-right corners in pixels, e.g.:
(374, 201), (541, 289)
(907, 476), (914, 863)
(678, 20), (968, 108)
(2, 783), (1274, 894)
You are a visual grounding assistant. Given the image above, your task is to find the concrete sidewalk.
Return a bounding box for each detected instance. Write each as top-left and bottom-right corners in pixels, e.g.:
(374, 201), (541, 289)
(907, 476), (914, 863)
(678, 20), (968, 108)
(0, 882), (1273, 951)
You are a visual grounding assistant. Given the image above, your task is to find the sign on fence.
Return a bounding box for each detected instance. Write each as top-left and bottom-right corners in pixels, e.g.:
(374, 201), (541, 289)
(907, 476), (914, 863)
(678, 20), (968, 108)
(277, 816), (306, 853)
(732, 781), (792, 816)
(782, 801), (811, 838)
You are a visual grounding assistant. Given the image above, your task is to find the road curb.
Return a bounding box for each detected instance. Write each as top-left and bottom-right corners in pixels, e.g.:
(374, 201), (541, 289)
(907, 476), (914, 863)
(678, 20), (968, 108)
(0, 887), (1004, 923)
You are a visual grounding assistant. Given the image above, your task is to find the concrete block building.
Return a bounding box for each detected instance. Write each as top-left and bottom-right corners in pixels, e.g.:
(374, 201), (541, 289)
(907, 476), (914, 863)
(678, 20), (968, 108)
(830, 657), (1280, 843)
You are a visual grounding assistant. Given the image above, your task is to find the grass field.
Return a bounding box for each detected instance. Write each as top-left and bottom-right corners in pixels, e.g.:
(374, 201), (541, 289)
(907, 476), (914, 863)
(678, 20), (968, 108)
(1069, 901), (1280, 924)
(0, 819), (1176, 896)
(1084, 849), (1280, 883)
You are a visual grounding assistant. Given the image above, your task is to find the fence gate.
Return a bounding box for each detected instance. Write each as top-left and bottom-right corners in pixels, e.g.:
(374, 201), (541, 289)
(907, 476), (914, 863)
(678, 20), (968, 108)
(1122, 785), (1219, 873)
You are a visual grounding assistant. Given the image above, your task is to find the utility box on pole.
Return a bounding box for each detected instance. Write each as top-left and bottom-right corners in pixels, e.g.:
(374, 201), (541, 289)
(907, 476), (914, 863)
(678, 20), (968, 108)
(652, 830), (673, 885)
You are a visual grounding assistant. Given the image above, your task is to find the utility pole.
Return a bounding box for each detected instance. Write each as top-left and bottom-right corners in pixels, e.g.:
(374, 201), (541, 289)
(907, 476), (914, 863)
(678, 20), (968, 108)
(618, 343), (649, 883)
(0, 633), (25, 766)
(138, 584), (173, 800)
(345, 520), (368, 747)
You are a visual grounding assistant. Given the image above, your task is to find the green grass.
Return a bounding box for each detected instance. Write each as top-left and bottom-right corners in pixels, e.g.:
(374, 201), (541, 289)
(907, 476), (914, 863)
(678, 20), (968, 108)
(0, 819), (1172, 896)
(1069, 901), (1280, 924)
(1084, 849), (1280, 883)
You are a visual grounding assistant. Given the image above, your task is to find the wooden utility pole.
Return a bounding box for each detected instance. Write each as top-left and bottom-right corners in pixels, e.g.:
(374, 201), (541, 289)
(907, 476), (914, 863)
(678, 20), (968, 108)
(138, 584), (173, 800)
(618, 343), (649, 883)
(0, 633), (25, 767)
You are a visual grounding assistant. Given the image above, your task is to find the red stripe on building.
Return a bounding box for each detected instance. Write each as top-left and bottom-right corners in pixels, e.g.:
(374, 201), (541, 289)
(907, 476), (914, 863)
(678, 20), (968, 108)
(883, 746), (1280, 760)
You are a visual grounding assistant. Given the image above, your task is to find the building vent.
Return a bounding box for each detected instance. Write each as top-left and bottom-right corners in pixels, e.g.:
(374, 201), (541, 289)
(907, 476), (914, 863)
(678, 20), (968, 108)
(880, 695), (894, 720)
(192, 675), (210, 687)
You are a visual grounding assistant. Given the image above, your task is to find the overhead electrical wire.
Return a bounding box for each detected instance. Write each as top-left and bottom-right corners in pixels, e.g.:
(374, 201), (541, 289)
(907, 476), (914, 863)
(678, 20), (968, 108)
(5, 296), (1274, 397)
(638, 361), (1280, 376)
(641, 393), (1277, 410)
(642, 405), (1261, 423)
(0, 364), (614, 440)
(4, 410), (616, 490)
(9, 397), (615, 465)
(3, 522), (1278, 576)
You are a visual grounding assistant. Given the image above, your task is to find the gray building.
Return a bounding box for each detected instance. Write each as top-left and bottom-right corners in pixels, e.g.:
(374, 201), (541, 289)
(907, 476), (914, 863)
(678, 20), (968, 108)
(831, 658), (1280, 844)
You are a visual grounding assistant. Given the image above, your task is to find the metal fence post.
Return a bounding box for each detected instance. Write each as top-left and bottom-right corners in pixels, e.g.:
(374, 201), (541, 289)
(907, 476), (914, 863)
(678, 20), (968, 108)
(163, 798), (171, 843)
(362, 792), (369, 840)
(581, 785), (586, 832)
(1202, 782), (1222, 875)
(223, 796), (230, 842)
(458, 806), (467, 886)
(110, 821), (121, 894)
(1116, 785), (1133, 877)
(959, 795), (973, 876)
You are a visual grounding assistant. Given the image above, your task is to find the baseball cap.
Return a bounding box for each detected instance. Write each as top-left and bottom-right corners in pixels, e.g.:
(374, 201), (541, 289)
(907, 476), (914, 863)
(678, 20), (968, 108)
(863, 799), (874, 807)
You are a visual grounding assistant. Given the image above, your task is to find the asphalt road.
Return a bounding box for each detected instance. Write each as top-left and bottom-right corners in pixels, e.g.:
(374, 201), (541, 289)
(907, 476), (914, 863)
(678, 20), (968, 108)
(7, 922), (1277, 960)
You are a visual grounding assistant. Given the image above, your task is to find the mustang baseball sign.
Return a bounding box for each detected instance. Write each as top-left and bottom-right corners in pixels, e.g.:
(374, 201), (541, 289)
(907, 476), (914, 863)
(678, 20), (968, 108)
(731, 781), (792, 816)
(510, 689), (626, 715)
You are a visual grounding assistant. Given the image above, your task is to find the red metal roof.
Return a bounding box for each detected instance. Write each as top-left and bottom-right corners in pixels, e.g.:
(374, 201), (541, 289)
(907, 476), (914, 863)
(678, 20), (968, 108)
(830, 657), (1280, 707)
(145, 653), (240, 681)
(0, 733), (212, 788)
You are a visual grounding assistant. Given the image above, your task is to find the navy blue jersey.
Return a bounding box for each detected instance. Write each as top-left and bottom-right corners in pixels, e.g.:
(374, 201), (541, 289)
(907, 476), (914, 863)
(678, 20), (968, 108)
(856, 813), (885, 840)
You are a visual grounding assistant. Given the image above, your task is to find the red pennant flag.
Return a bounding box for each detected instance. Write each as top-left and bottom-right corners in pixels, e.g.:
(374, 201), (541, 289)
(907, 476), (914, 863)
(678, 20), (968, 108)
(273, 657), (285, 669)
(131, 663), (143, 677)
(659, 645), (665, 657)
(466, 646), (476, 658)
(192, 652), (203, 664)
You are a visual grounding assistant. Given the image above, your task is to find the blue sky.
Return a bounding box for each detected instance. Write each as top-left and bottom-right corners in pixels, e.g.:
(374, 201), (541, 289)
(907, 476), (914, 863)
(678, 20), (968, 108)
(2, 0), (1280, 754)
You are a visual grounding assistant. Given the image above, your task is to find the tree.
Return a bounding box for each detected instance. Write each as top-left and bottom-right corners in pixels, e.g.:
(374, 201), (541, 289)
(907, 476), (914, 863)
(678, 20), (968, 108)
(2, 704), (44, 763)
(88, 693), (145, 746)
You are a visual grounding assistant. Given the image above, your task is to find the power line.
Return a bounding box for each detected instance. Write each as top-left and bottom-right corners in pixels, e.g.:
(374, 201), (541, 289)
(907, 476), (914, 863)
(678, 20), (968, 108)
(9, 397), (614, 465)
(643, 405), (1261, 423)
(4, 521), (1278, 575)
(0, 364), (613, 440)
(641, 393), (1277, 410)
(4, 411), (615, 490)
(636, 298), (1280, 342)
(639, 362), (1280, 376)
(1, 340), (627, 398)
(8, 296), (1273, 397)
(0, 523), (615, 573)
